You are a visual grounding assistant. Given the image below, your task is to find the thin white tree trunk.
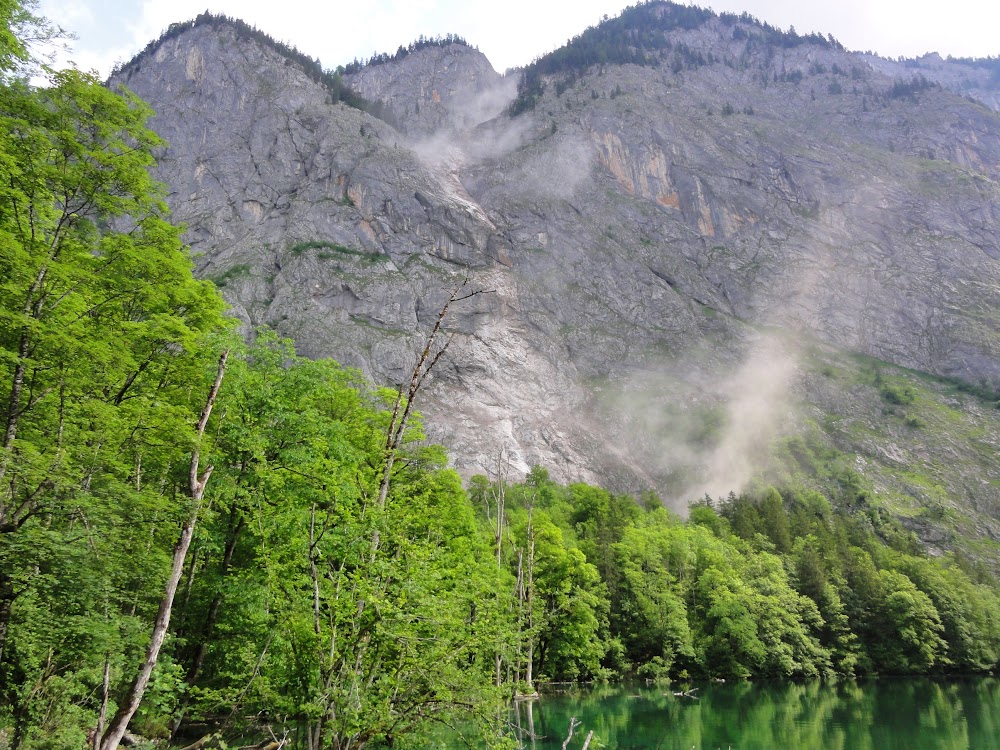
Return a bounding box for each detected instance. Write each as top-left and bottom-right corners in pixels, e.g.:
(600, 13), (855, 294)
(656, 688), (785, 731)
(100, 351), (228, 750)
(373, 282), (490, 552)
(525, 504), (535, 692)
(92, 655), (111, 750)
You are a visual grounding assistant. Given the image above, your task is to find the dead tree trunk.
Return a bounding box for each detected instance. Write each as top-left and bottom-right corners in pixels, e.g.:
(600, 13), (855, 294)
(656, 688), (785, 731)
(490, 448), (509, 567)
(561, 718), (581, 750)
(513, 548), (524, 687)
(99, 350), (228, 750)
(488, 448), (509, 686)
(524, 503), (536, 693)
(92, 655), (111, 750)
(373, 282), (489, 552)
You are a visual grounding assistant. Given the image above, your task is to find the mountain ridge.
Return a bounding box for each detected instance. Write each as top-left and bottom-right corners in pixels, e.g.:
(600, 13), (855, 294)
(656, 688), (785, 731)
(110, 2), (1000, 565)
(114, 3), (1000, 116)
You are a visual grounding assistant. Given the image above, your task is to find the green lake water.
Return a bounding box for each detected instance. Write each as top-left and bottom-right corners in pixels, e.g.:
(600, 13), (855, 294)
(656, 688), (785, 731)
(494, 677), (1000, 750)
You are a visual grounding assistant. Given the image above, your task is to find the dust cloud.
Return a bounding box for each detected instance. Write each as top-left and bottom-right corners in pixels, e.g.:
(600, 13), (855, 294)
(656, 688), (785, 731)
(408, 69), (595, 205)
(605, 332), (799, 512)
(518, 135), (595, 201)
(685, 334), (799, 503)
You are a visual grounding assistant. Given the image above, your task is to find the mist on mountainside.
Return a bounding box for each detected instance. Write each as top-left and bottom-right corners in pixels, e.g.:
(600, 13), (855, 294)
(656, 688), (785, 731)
(8, 6), (1000, 750)
(105, 2), (1000, 558)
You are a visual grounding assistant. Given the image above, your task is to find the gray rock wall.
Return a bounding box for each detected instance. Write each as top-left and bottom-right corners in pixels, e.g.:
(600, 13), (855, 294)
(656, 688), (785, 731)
(113, 17), (1000, 497)
(344, 43), (518, 137)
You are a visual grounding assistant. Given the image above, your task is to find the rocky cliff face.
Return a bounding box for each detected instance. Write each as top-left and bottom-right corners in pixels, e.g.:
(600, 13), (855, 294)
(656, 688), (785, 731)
(861, 52), (1000, 113)
(111, 8), (1000, 524)
(343, 43), (517, 137)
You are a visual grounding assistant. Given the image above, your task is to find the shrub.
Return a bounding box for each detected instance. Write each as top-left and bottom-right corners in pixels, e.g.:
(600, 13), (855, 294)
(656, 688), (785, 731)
(881, 383), (916, 405)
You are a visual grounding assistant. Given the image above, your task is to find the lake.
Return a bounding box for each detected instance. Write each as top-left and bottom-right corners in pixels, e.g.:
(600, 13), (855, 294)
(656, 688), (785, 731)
(494, 677), (1000, 749)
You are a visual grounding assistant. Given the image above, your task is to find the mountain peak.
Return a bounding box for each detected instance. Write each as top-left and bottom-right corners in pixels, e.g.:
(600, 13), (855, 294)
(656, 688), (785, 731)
(111, 11), (397, 125)
(341, 33), (477, 76)
(508, 0), (845, 115)
(343, 38), (515, 137)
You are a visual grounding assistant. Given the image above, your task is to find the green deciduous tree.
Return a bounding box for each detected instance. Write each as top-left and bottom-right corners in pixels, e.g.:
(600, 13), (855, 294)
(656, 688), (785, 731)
(512, 511), (608, 681)
(165, 334), (510, 749)
(874, 569), (947, 672)
(613, 512), (694, 676)
(0, 51), (230, 750)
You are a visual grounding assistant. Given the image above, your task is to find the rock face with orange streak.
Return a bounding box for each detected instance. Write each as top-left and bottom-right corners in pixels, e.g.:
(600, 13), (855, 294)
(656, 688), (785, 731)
(111, 9), (1000, 507)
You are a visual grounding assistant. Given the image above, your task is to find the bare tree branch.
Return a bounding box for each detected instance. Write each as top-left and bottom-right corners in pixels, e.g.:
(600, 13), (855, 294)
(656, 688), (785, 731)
(100, 350), (229, 750)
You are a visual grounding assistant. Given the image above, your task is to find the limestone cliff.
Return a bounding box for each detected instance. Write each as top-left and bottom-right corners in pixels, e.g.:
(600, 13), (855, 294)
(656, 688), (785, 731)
(111, 6), (1000, 549)
(343, 43), (517, 137)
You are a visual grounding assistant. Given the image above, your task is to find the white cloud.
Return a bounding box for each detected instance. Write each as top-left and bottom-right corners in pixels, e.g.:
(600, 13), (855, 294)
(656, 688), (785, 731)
(703, 0), (1000, 58)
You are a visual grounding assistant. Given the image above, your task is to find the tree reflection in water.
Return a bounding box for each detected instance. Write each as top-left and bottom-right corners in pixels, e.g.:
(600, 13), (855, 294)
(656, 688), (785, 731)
(494, 677), (999, 750)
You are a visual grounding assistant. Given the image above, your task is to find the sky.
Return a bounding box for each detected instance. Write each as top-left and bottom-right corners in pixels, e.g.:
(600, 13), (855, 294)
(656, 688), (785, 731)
(36, 0), (1000, 79)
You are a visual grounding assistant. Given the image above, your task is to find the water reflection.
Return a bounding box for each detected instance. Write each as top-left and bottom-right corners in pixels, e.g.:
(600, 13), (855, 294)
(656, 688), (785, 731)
(501, 678), (1000, 750)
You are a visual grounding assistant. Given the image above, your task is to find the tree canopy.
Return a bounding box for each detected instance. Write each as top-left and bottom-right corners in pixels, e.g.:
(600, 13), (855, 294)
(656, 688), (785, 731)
(2, 4), (999, 749)
(509, 0), (844, 115)
(341, 33), (472, 76)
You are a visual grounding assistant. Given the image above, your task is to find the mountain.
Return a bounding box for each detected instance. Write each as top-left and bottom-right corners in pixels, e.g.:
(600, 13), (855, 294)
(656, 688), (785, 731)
(111, 4), (1000, 565)
(861, 52), (1000, 112)
(342, 38), (517, 137)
